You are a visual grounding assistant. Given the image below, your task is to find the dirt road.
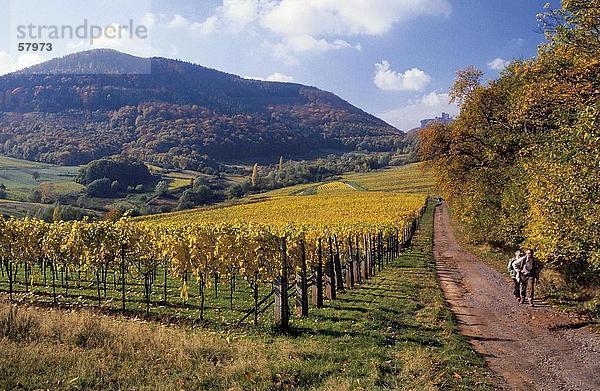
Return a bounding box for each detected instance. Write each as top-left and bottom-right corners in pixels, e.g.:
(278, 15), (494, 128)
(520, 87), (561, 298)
(433, 202), (600, 391)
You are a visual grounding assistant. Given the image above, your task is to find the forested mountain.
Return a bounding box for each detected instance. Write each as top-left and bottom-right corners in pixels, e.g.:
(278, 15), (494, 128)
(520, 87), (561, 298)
(0, 49), (404, 168)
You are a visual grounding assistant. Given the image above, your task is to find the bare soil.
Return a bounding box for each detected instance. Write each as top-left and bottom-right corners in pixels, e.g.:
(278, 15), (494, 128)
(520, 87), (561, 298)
(433, 202), (600, 391)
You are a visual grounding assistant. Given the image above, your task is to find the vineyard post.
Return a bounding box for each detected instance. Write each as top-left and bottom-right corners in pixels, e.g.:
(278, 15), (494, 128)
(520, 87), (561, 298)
(163, 259), (168, 304)
(121, 244), (126, 312)
(368, 235), (374, 276)
(96, 270), (101, 306)
(333, 236), (344, 290)
(378, 232), (383, 271)
(199, 273), (205, 321)
(102, 264), (108, 298)
(347, 237), (355, 289)
(312, 238), (324, 308)
(6, 258), (14, 301)
(64, 265), (69, 296)
(274, 236), (289, 329)
(326, 236), (337, 300)
(354, 235), (361, 285)
(296, 239), (309, 317)
(51, 261), (56, 305)
(214, 273), (219, 299)
(42, 258), (47, 286)
(253, 275), (259, 326)
(362, 235), (368, 280)
(24, 262), (29, 292)
(229, 273), (235, 310)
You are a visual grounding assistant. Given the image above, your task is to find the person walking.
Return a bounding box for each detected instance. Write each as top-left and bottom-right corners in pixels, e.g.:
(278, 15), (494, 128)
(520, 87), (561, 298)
(517, 249), (538, 306)
(507, 250), (524, 300)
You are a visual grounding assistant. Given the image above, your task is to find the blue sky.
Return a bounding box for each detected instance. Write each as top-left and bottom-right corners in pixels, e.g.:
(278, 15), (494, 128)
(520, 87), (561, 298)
(0, 0), (559, 130)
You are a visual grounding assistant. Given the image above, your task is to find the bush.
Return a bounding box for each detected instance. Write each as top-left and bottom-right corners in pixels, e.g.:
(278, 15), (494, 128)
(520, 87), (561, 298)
(155, 180), (168, 196)
(86, 177), (112, 197)
(177, 185), (215, 209)
(111, 180), (121, 192)
(77, 158), (153, 187)
(226, 184), (244, 199)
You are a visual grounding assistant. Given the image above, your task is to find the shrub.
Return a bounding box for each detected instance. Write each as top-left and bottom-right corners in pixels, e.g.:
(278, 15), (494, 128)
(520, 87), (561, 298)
(86, 177), (112, 197)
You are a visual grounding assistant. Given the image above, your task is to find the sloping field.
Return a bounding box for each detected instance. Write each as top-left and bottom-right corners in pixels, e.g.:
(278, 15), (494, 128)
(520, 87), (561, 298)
(139, 192), (427, 229)
(342, 163), (434, 194)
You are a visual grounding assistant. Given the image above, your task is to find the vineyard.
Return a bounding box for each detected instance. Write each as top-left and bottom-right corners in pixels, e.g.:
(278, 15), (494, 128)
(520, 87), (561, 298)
(0, 190), (427, 328)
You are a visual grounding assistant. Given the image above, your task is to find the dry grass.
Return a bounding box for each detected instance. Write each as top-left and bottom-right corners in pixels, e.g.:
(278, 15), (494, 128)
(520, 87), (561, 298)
(0, 303), (271, 390)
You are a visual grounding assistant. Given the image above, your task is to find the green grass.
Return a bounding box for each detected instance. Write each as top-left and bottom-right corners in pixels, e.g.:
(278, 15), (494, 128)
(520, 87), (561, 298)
(0, 155), (83, 201)
(0, 203), (496, 390)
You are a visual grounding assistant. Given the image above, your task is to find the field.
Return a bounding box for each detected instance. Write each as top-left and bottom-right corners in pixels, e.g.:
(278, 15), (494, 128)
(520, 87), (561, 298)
(0, 155), (83, 200)
(139, 192), (426, 228)
(0, 163), (491, 390)
(0, 203), (495, 390)
(251, 163), (434, 198)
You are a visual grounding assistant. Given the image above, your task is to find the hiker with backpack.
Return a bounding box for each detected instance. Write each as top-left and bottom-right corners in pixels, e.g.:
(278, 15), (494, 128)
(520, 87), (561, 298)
(507, 250), (525, 300)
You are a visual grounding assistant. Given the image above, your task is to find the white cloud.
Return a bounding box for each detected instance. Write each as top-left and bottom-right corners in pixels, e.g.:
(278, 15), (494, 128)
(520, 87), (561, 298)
(286, 35), (357, 52)
(488, 57), (510, 71)
(221, 0), (261, 31)
(141, 12), (157, 28)
(0, 51), (46, 75)
(266, 72), (295, 82)
(166, 14), (219, 35)
(208, 0), (451, 60)
(259, 0), (451, 37)
(374, 61), (431, 91)
(379, 91), (459, 130)
(246, 72), (295, 82)
(168, 14), (189, 29)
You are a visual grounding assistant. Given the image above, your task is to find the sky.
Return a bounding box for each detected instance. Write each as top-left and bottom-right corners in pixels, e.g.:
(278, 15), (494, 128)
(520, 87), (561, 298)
(0, 0), (560, 131)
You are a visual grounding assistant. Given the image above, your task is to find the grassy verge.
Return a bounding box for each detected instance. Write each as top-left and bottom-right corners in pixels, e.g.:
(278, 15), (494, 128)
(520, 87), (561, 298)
(0, 203), (495, 390)
(448, 207), (600, 327)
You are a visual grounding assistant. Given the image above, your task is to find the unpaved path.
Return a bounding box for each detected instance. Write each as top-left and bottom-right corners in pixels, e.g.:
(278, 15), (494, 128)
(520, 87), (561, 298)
(433, 202), (600, 391)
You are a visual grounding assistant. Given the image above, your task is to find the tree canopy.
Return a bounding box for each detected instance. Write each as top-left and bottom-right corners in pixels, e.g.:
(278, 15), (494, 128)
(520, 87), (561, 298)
(420, 1), (599, 282)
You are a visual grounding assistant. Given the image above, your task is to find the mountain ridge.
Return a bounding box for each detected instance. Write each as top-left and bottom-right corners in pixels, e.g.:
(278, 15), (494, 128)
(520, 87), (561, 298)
(0, 49), (406, 168)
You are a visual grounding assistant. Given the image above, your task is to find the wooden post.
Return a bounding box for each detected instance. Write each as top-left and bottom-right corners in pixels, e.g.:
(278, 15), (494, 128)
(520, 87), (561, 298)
(347, 238), (355, 289)
(121, 244), (126, 312)
(274, 236), (289, 329)
(354, 236), (361, 285)
(362, 235), (368, 280)
(333, 236), (344, 290)
(312, 238), (324, 308)
(296, 240), (309, 317)
(325, 236), (337, 300)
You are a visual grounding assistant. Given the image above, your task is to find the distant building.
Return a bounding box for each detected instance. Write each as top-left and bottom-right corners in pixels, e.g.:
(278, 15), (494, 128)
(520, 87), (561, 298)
(420, 112), (452, 128)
